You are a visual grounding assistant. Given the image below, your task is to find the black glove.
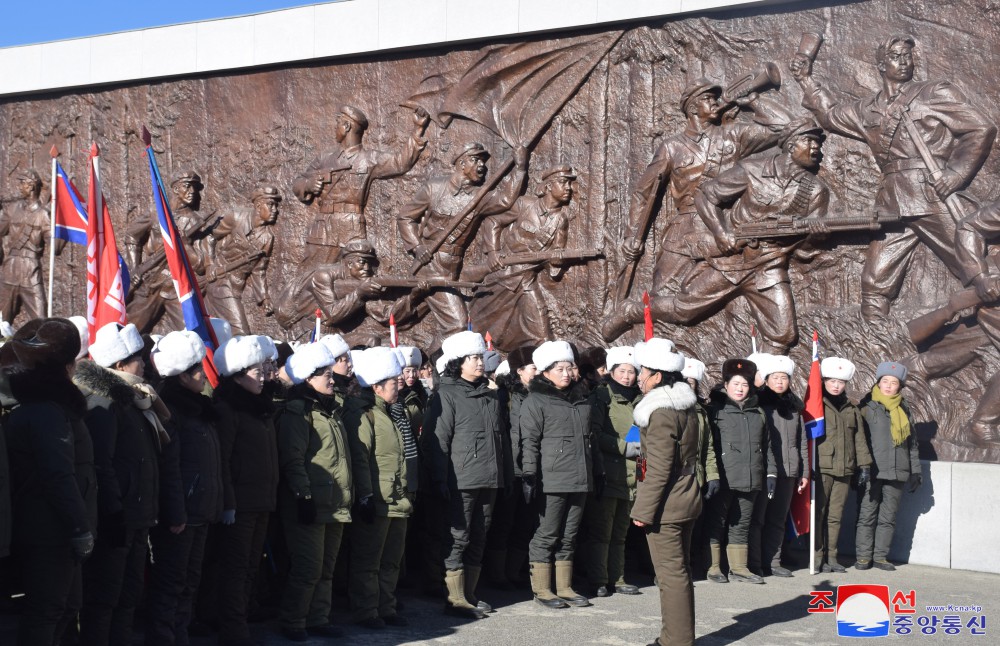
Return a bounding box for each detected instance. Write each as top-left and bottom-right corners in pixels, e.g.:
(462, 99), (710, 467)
(594, 473), (607, 499)
(297, 496), (317, 525)
(907, 473), (922, 493)
(857, 467), (871, 488)
(355, 495), (376, 524)
(766, 476), (777, 499)
(99, 510), (127, 548)
(703, 479), (720, 500)
(70, 531), (95, 562)
(435, 482), (451, 501)
(522, 474), (537, 504)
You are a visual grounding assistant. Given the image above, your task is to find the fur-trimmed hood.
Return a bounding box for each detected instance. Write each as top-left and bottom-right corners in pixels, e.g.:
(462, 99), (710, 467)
(73, 358), (137, 409)
(214, 376), (275, 418)
(159, 378), (217, 422)
(528, 374), (590, 403)
(633, 382), (697, 428)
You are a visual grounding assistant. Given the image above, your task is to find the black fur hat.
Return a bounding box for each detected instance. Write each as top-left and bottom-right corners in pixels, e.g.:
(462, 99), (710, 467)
(722, 358), (757, 385)
(507, 345), (538, 372)
(5, 317), (81, 370)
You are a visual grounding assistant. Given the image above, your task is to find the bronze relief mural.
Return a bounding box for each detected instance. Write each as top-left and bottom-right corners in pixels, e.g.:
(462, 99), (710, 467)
(2, 0), (1000, 463)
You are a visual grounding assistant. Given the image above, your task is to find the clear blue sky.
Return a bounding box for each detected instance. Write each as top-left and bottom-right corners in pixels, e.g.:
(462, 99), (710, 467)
(0, 1), (322, 48)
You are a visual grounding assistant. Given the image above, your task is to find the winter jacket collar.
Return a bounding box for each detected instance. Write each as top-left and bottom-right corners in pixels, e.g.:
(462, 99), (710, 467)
(633, 382), (697, 427)
(758, 387), (804, 416)
(159, 378), (216, 421)
(6, 365), (87, 419)
(214, 376), (275, 417)
(605, 376), (641, 403)
(529, 374), (590, 403)
(823, 391), (850, 411)
(708, 387), (760, 411)
(441, 374), (493, 397)
(292, 382), (340, 415)
(74, 359), (137, 409)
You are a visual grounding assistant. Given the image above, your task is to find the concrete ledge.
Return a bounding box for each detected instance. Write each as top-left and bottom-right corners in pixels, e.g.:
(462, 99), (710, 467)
(0, 0), (789, 97)
(951, 462), (1000, 574)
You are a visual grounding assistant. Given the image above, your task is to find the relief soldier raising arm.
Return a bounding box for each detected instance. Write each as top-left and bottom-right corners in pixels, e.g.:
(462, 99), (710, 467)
(0, 170), (65, 322)
(293, 106), (430, 264)
(790, 34), (997, 319)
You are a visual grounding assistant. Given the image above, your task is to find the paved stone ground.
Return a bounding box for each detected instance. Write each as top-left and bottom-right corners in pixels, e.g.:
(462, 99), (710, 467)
(4, 558), (991, 645)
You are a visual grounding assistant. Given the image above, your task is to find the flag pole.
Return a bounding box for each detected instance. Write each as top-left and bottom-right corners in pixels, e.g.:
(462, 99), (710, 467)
(809, 330), (818, 575)
(47, 146), (59, 316)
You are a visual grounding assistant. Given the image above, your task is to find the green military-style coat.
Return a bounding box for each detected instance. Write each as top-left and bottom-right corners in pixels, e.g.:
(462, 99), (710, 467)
(343, 390), (413, 518)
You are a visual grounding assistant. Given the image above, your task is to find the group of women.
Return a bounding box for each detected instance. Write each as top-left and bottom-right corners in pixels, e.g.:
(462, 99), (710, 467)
(0, 315), (923, 646)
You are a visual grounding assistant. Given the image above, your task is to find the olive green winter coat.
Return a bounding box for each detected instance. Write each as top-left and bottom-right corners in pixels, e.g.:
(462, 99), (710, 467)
(343, 390), (413, 518)
(589, 379), (641, 501)
(276, 384), (353, 523)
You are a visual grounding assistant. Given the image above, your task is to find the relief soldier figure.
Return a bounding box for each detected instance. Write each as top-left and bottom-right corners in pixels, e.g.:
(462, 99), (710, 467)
(611, 119), (830, 353)
(125, 171), (216, 333)
(0, 170), (64, 321)
(397, 143), (528, 335)
(203, 185), (281, 335)
(293, 106), (431, 265)
(274, 239), (427, 338)
(469, 166), (576, 349)
(790, 34), (997, 320)
(603, 77), (790, 340)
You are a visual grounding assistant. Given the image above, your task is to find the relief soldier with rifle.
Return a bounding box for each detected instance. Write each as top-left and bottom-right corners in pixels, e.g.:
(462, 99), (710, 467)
(202, 185), (281, 335)
(274, 239), (446, 340)
(611, 118), (831, 354)
(124, 170), (218, 333)
(469, 165), (601, 350)
(397, 143), (528, 336)
(790, 33), (997, 321)
(602, 70), (792, 341)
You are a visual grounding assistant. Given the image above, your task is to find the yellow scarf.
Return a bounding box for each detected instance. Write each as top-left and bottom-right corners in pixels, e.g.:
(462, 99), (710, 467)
(870, 385), (910, 446)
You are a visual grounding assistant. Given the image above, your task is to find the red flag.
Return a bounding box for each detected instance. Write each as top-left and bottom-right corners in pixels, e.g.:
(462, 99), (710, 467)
(389, 313), (398, 348)
(642, 291), (653, 341)
(86, 143), (128, 344)
(789, 331), (824, 537)
(485, 331), (493, 351)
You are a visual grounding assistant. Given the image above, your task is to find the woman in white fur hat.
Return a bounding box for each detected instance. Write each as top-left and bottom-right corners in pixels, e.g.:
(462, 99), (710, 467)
(750, 355), (808, 578)
(815, 357), (871, 573)
(521, 340), (604, 609)
(73, 322), (171, 645)
(628, 338), (700, 646)
(422, 330), (509, 620)
(578, 345), (642, 598)
(145, 331), (223, 645)
(211, 335), (280, 645)
(275, 342), (354, 640)
(343, 347), (413, 628)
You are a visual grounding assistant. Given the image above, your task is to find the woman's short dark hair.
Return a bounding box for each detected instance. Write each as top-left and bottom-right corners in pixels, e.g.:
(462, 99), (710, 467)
(647, 368), (683, 388)
(442, 356), (467, 379)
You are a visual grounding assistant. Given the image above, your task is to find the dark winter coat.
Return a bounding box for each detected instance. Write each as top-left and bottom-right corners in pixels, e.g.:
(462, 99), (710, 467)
(74, 360), (161, 529)
(758, 387), (809, 480)
(520, 376), (604, 494)
(819, 393), (872, 477)
(707, 389), (776, 492)
(214, 377), (279, 513)
(589, 378), (641, 501)
(343, 389), (413, 518)
(859, 393), (920, 482)
(0, 374), (12, 557)
(4, 368), (97, 547)
(502, 377), (530, 479)
(630, 382), (702, 526)
(158, 379), (224, 526)
(423, 375), (511, 491)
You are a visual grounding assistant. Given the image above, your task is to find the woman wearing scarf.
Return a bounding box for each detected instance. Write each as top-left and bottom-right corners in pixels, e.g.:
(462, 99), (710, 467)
(579, 345), (643, 597)
(856, 361), (921, 571)
(629, 338), (700, 646)
(75, 322), (171, 646)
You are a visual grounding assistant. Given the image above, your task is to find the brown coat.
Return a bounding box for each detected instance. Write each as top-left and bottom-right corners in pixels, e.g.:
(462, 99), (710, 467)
(630, 382), (702, 527)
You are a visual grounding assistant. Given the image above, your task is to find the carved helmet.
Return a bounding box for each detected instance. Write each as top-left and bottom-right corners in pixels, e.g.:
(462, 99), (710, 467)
(451, 142), (490, 165)
(252, 185), (282, 203)
(340, 238), (378, 264)
(679, 78), (722, 114)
